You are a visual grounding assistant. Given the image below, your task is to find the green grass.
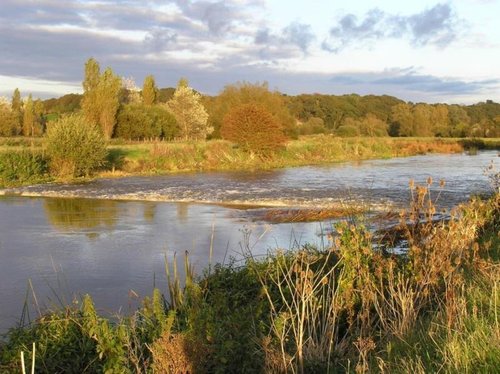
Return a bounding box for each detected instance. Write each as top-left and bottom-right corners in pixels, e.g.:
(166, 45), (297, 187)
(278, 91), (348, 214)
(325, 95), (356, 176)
(1, 135), (499, 187)
(99, 136), (479, 177)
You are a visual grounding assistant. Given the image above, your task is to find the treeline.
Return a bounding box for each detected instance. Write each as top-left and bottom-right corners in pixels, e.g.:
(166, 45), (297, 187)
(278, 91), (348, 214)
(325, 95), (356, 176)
(1, 58), (499, 142)
(287, 94), (500, 137)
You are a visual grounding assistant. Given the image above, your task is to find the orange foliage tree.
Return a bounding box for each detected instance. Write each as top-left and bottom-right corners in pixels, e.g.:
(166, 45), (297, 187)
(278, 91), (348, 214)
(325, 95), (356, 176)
(221, 103), (287, 154)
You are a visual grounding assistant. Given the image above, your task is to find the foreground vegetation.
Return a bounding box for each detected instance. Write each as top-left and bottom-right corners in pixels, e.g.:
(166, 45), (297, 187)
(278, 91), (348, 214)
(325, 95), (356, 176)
(1, 180), (498, 373)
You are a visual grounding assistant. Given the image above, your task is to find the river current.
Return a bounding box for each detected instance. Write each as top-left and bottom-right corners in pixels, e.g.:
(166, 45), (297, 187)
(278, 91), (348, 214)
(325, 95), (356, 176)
(0, 151), (497, 332)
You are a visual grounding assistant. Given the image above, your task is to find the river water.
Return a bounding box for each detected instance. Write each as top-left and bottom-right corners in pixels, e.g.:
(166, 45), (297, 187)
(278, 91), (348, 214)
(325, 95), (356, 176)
(0, 151), (497, 332)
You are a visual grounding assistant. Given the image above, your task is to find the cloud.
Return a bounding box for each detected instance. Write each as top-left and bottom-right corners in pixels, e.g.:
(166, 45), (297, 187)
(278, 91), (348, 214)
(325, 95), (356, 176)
(0, 0), (88, 26)
(144, 28), (178, 52)
(323, 3), (463, 52)
(254, 21), (316, 59)
(408, 4), (459, 47)
(173, 0), (255, 36)
(318, 68), (500, 104)
(282, 22), (316, 53)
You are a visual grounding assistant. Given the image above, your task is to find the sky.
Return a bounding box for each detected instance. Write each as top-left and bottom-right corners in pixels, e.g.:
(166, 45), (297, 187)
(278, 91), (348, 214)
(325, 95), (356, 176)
(0, 0), (499, 104)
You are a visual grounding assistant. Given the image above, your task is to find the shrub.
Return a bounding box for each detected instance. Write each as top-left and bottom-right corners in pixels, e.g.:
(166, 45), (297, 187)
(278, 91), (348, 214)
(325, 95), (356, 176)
(115, 104), (178, 140)
(298, 117), (327, 135)
(221, 103), (287, 154)
(0, 150), (48, 185)
(0, 107), (20, 136)
(45, 114), (107, 177)
(336, 124), (360, 137)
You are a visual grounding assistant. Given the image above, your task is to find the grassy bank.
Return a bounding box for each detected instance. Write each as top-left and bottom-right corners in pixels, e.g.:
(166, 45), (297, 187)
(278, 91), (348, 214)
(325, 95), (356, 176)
(1, 136), (499, 188)
(1, 183), (498, 373)
(102, 136), (499, 177)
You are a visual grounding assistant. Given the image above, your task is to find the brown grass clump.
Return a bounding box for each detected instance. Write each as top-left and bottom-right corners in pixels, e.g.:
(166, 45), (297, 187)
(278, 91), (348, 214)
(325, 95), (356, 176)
(261, 207), (365, 223)
(394, 139), (463, 156)
(150, 332), (210, 374)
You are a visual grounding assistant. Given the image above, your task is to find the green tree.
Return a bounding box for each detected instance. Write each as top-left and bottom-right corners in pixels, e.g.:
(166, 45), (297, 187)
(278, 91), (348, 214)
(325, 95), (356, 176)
(98, 68), (121, 139)
(298, 117), (327, 135)
(0, 97), (19, 136)
(22, 94), (35, 136)
(412, 104), (433, 137)
(11, 88), (22, 114)
(166, 79), (210, 140)
(359, 113), (388, 136)
(151, 105), (178, 139)
(33, 100), (45, 136)
(116, 104), (156, 140)
(431, 104), (449, 137)
(10, 89), (22, 134)
(391, 103), (414, 136)
(82, 58), (102, 126)
(209, 82), (297, 138)
(43, 94), (82, 115)
(142, 75), (158, 106)
(116, 104), (178, 140)
(221, 103), (287, 153)
(81, 58), (121, 139)
(336, 117), (361, 137)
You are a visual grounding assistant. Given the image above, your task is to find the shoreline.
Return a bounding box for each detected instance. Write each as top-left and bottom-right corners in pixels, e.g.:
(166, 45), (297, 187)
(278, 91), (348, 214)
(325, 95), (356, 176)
(3, 135), (492, 189)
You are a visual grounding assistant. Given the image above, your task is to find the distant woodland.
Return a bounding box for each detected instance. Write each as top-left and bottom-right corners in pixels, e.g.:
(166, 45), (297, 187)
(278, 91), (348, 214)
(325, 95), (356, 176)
(1, 59), (499, 140)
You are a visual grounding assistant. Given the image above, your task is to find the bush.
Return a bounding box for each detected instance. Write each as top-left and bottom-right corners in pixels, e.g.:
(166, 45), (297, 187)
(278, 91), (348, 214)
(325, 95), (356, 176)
(336, 124), (360, 137)
(0, 109), (20, 137)
(0, 150), (48, 186)
(298, 117), (327, 135)
(45, 114), (107, 177)
(115, 104), (178, 140)
(221, 103), (287, 154)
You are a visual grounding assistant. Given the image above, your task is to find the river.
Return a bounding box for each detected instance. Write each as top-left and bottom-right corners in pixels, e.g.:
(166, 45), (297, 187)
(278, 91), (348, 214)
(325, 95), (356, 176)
(0, 151), (497, 332)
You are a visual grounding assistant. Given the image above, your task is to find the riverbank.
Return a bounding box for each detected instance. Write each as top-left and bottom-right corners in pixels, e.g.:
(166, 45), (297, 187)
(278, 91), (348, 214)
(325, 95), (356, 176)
(2, 135), (499, 189)
(0, 186), (498, 373)
(102, 136), (498, 175)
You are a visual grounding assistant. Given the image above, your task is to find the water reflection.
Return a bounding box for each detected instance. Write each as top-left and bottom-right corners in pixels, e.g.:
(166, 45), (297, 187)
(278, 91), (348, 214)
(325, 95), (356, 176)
(44, 198), (119, 233)
(176, 203), (189, 222)
(143, 202), (156, 222)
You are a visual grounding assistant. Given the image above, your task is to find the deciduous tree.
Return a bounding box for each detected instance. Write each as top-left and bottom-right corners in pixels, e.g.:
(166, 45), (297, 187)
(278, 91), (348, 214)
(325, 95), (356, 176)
(221, 103), (287, 153)
(208, 82), (297, 139)
(82, 58), (101, 126)
(10, 88), (22, 133)
(0, 97), (19, 136)
(142, 75), (158, 106)
(166, 79), (210, 140)
(98, 68), (121, 139)
(81, 58), (121, 139)
(22, 94), (35, 136)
